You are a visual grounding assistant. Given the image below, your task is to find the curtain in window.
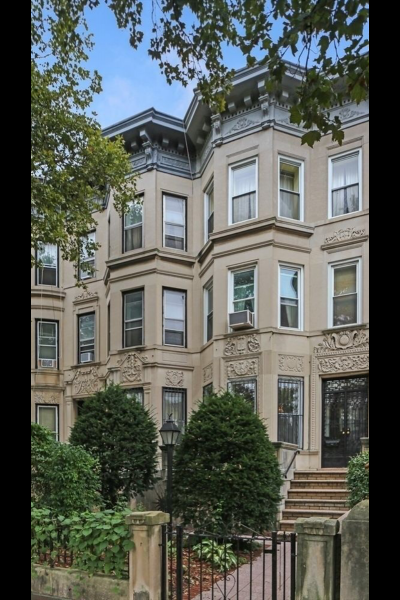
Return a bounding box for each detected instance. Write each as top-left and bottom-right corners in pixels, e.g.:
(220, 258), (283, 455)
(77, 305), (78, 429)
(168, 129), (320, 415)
(232, 163), (256, 223)
(333, 265), (358, 326)
(332, 154), (360, 216)
(280, 162), (301, 220)
(163, 390), (186, 432)
(280, 268), (299, 328)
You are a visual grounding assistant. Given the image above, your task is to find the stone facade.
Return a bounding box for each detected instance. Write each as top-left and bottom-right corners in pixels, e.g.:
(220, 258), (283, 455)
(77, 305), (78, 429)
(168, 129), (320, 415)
(31, 63), (369, 469)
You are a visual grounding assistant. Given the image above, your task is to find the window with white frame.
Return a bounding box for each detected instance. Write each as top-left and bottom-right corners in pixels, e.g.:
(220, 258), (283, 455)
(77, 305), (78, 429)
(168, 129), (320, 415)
(279, 157), (304, 221)
(163, 195), (186, 251)
(126, 388), (144, 405)
(78, 313), (95, 363)
(228, 379), (257, 412)
(163, 289), (186, 347)
(205, 181), (215, 241)
(231, 268), (256, 315)
(37, 321), (58, 368)
(230, 160), (257, 224)
(80, 231), (96, 280)
(163, 388), (187, 433)
(278, 378), (304, 448)
(329, 151), (362, 218)
(124, 290), (144, 348)
(124, 200), (143, 252)
(280, 266), (303, 330)
(330, 260), (361, 327)
(36, 405), (59, 440)
(36, 244), (58, 286)
(204, 280), (214, 343)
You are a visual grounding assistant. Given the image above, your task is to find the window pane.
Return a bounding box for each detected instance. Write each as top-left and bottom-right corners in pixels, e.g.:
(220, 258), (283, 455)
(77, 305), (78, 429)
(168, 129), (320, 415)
(278, 378), (303, 447)
(165, 319), (184, 332)
(38, 267), (57, 286)
(228, 380), (257, 412)
(232, 192), (256, 223)
(333, 295), (358, 326)
(79, 315), (95, 342)
(38, 407), (57, 438)
(281, 300), (299, 329)
(234, 271), (254, 300)
(334, 265), (357, 296)
(125, 203), (143, 227)
(165, 291), (185, 320)
(163, 389), (186, 431)
(332, 185), (359, 217)
(37, 244), (57, 266)
(125, 328), (143, 347)
(81, 232), (96, 260)
(208, 187), (214, 215)
(281, 269), (299, 299)
(165, 330), (184, 346)
(166, 224), (185, 238)
(39, 346), (57, 359)
(125, 226), (143, 252)
(203, 384), (213, 398)
(165, 196), (185, 225)
(280, 190), (300, 220)
(125, 292), (143, 321)
(126, 388), (144, 405)
(232, 163), (256, 197)
(280, 162), (300, 193)
(332, 154), (359, 188)
(39, 322), (56, 339)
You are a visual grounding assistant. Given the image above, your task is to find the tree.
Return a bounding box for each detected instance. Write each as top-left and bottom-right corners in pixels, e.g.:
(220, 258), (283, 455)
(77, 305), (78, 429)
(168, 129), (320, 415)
(69, 385), (159, 508)
(172, 392), (283, 534)
(31, 423), (101, 514)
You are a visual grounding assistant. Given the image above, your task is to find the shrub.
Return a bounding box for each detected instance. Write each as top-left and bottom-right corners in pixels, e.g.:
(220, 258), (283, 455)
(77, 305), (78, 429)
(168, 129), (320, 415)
(172, 392), (283, 534)
(31, 424), (101, 515)
(193, 539), (238, 572)
(70, 384), (159, 508)
(347, 451), (369, 508)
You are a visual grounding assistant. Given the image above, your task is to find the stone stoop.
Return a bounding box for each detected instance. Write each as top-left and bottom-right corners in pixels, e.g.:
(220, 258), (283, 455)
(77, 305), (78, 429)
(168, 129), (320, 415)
(280, 469), (349, 532)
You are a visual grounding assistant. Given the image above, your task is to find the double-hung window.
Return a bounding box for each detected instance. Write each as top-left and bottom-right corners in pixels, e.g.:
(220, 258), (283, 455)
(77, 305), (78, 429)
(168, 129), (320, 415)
(278, 378), (304, 448)
(163, 289), (186, 347)
(36, 244), (58, 286)
(330, 260), (361, 327)
(279, 157), (304, 221)
(280, 266), (303, 330)
(163, 195), (186, 251)
(126, 388), (144, 405)
(205, 181), (215, 241)
(163, 388), (187, 433)
(78, 313), (95, 363)
(80, 232), (96, 280)
(231, 268), (256, 315)
(230, 160), (257, 225)
(37, 321), (58, 368)
(228, 379), (257, 413)
(36, 405), (59, 440)
(124, 290), (144, 347)
(124, 200), (143, 252)
(204, 280), (214, 343)
(329, 151), (362, 218)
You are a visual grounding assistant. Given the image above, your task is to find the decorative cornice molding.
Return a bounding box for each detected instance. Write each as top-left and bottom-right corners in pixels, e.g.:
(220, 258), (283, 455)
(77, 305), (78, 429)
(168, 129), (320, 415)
(224, 335), (261, 356)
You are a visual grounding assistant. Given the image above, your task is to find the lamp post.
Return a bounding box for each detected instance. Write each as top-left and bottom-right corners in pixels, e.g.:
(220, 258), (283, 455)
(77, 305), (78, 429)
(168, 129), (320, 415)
(159, 416), (181, 523)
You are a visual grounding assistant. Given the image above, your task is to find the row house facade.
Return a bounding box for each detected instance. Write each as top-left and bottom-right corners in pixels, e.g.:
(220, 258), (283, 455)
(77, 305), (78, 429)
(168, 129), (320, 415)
(31, 63), (369, 470)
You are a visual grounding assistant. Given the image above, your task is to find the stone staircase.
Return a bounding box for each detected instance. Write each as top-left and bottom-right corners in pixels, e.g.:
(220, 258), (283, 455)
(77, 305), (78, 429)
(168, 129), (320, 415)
(280, 469), (349, 532)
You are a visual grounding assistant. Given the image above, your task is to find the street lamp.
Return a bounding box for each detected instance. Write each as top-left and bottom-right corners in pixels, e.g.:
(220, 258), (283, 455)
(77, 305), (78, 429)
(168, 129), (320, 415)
(159, 416), (181, 522)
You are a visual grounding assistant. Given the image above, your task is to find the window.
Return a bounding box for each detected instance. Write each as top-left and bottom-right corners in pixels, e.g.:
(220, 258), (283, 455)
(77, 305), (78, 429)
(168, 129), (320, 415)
(107, 303), (111, 355)
(37, 321), (58, 368)
(124, 290), (144, 348)
(228, 379), (257, 412)
(36, 244), (58, 286)
(230, 159), (257, 225)
(280, 266), (303, 330)
(329, 151), (362, 218)
(163, 195), (186, 251)
(278, 378), (304, 448)
(163, 289), (186, 347)
(279, 157), (304, 221)
(203, 383), (213, 398)
(36, 405), (59, 441)
(78, 313), (95, 363)
(330, 260), (361, 327)
(231, 269), (256, 315)
(124, 200), (143, 252)
(126, 388), (144, 405)
(80, 232), (96, 280)
(163, 388), (187, 433)
(205, 181), (215, 241)
(204, 280), (214, 343)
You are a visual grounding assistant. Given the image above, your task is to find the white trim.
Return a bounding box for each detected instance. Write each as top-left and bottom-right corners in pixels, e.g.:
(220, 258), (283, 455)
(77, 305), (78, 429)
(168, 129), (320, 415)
(328, 258), (362, 328)
(37, 404), (59, 441)
(278, 263), (304, 331)
(328, 148), (363, 219)
(203, 278), (214, 344)
(228, 265), (258, 331)
(278, 156), (305, 222)
(228, 157), (258, 226)
(163, 194), (187, 252)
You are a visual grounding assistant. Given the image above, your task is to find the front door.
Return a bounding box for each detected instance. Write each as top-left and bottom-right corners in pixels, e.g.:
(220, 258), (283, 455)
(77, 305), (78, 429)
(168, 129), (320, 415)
(322, 376), (369, 468)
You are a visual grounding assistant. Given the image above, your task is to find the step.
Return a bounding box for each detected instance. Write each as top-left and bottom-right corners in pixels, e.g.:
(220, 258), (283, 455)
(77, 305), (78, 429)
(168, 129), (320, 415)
(288, 489), (349, 500)
(280, 520), (296, 533)
(291, 479), (348, 490)
(285, 499), (349, 511)
(294, 470), (347, 481)
(282, 508), (348, 520)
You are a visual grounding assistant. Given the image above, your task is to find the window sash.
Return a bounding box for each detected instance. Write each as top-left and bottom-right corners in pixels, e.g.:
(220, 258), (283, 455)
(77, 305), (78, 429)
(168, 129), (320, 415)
(37, 405), (59, 441)
(78, 314), (95, 363)
(37, 321), (58, 362)
(80, 232), (96, 280)
(124, 202), (143, 252)
(124, 291), (144, 347)
(204, 283), (214, 343)
(163, 290), (186, 347)
(163, 389), (187, 432)
(331, 262), (360, 327)
(228, 379), (257, 412)
(279, 158), (303, 221)
(330, 152), (361, 217)
(278, 377), (304, 448)
(280, 267), (301, 329)
(126, 388), (144, 405)
(232, 269), (255, 314)
(36, 244), (58, 286)
(164, 196), (186, 251)
(230, 160), (257, 224)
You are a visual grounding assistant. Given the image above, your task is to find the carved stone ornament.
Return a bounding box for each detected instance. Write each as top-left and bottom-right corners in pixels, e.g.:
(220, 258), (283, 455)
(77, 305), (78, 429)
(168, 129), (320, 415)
(224, 335), (261, 356)
(229, 117), (258, 133)
(316, 330), (369, 354)
(117, 353), (143, 384)
(227, 359), (259, 379)
(318, 355), (369, 374)
(75, 290), (98, 302)
(338, 107), (364, 121)
(279, 355), (305, 373)
(324, 227), (366, 245)
(34, 391), (61, 405)
(203, 365), (213, 383)
(73, 367), (100, 396)
(166, 371), (184, 388)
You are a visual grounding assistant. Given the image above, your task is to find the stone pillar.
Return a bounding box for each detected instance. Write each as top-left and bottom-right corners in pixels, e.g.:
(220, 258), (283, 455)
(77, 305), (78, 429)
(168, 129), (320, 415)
(340, 501), (369, 600)
(126, 511), (170, 600)
(361, 437), (370, 453)
(295, 517), (339, 600)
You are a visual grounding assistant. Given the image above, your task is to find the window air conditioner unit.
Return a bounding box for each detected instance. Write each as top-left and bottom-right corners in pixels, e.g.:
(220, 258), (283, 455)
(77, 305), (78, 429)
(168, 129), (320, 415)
(229, 310), (255, 331)
(39, 358), (56, 368)
(81, 353), (94, 363)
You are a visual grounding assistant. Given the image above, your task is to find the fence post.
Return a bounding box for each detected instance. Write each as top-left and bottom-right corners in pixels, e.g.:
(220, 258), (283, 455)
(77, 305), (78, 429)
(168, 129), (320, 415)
(295, 517), (339, 600)
(340, 500), (369, 600)
(126, 511), (170, 600)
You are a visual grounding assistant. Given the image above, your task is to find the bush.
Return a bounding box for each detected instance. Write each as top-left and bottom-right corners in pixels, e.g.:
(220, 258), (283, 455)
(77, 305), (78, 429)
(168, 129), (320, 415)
(347, 451), (369, 508)
(70, 384), (159, 508)
(31, 424), (101, 515)
(172, 392), (283, 534)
